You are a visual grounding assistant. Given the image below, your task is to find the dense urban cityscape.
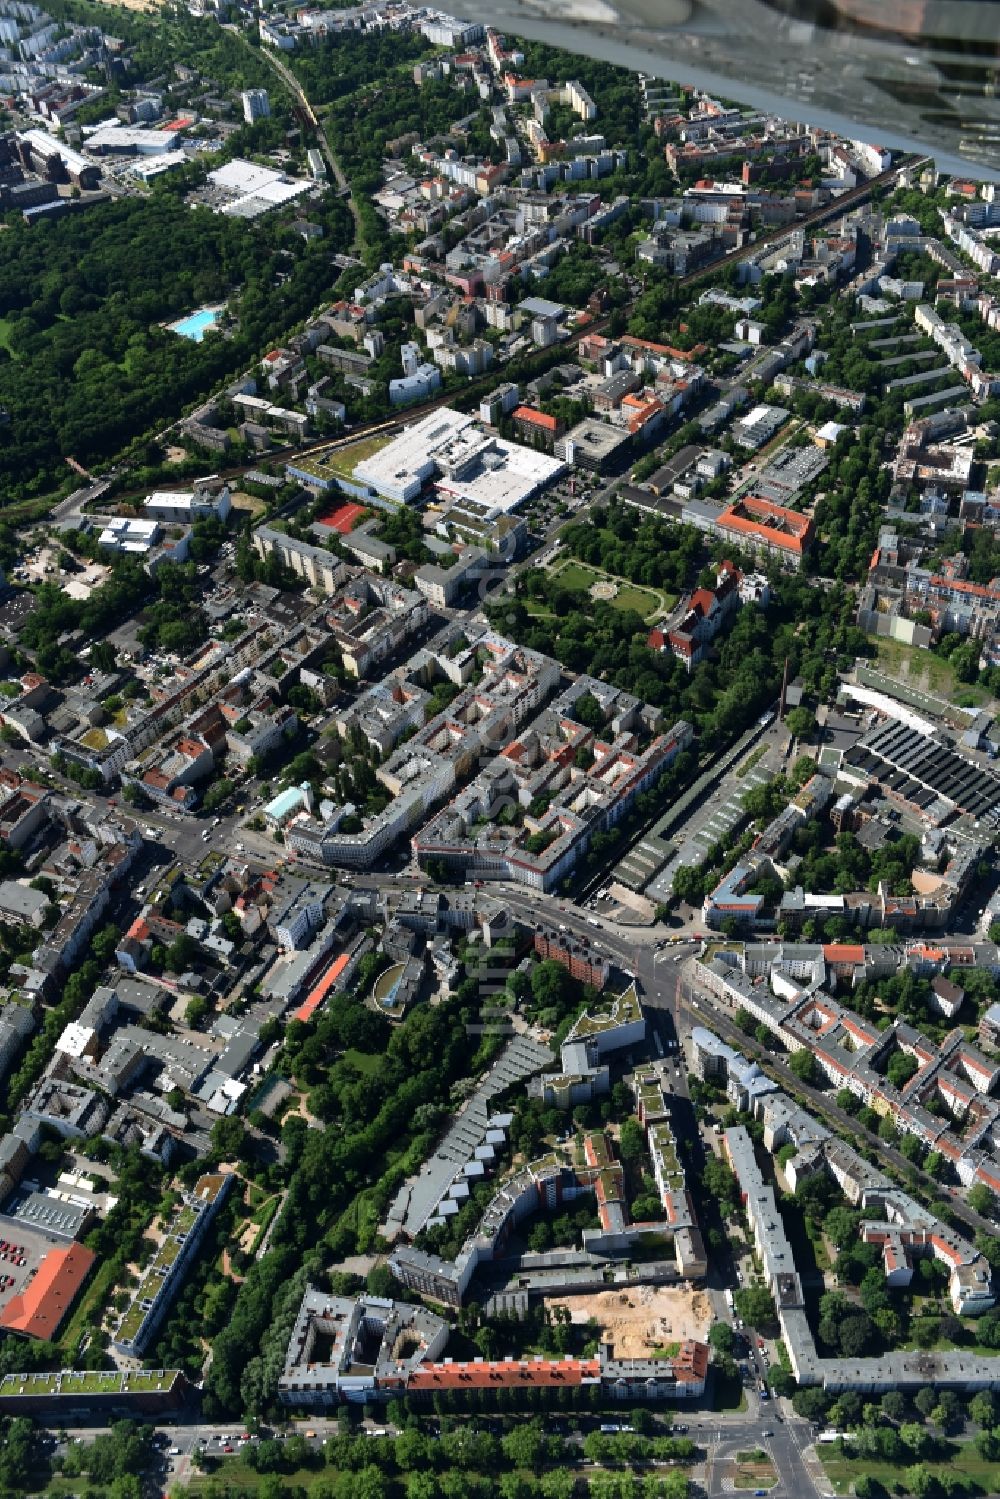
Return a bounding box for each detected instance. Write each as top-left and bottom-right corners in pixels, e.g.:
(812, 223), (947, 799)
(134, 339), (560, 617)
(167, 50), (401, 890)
(1, 1), (1000, 1497)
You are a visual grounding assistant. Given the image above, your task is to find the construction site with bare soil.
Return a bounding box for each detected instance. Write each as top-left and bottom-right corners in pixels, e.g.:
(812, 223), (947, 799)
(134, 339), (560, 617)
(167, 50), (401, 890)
(545, 1284), (714, 1359)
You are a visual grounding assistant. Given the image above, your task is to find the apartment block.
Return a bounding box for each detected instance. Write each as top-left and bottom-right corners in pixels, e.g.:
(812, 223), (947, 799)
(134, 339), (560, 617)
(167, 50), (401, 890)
(111, 1174), (232, 1357)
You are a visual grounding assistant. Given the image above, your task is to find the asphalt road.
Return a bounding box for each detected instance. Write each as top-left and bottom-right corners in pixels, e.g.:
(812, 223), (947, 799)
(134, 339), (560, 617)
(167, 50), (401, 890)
(702, 1418), (819, 1497)
(63, 1408), (827, 1497)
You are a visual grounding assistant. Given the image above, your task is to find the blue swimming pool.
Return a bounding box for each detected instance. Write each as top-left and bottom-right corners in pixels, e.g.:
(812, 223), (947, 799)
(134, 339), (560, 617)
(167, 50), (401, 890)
(169, 306), (222, 342)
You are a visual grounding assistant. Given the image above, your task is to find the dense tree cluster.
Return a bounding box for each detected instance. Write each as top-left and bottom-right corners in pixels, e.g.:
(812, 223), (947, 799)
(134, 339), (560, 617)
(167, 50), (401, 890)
(207, 990), (507, 1414)
(0, 193), (350, 505)
(213, 1416), (694, 1498)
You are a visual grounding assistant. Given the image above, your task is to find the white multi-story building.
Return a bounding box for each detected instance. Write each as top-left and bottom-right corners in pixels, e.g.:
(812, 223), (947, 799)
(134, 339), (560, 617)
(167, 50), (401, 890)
(241, 88), (270, 123)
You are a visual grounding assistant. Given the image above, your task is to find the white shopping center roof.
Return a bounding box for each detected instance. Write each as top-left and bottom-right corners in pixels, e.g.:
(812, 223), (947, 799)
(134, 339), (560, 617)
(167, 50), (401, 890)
(356, 406), (563, 511)
(209, 158), (286, 193)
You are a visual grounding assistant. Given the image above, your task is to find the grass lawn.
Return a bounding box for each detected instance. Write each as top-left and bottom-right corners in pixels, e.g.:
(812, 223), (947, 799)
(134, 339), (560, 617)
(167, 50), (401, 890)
(616, 584), (664, 615)
(246, 1195), (280, 1256)
(189, 1461), (327, 1494)
(230, 489), (266, 518)
(0, 318), (17, 357)
(342, 1048), (382, 1076)
(803, 1217), (831, 1273)
(898, 1319), (1000, 1355)
(548, 557), (673, 622)
(821, 1446), (1000, 1496)
(56, 1257), (119, 1358)
(304, 432), (395, 484)
(874, 637), (994, 714)
(552, 559), (613, 591)
(251, 1192), (279, 1227)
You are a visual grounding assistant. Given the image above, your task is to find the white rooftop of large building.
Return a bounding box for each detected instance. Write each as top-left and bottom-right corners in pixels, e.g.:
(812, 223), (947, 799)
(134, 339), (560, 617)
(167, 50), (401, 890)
(19, 128), (93, 176)
(434, 431), (564, 512)
(210, 158), (288, 194)
(55, 1022), (95, 1059)
(354, 406), (562, 510)
(207, 158), (312, 219)
(742, 403), (782, 429)
(100, 517), (159, 539)
(98, 517), (160, 553)
(146, 491), (196, 509)
(354, 409), (474, 502)
(84, 124), (179, 154)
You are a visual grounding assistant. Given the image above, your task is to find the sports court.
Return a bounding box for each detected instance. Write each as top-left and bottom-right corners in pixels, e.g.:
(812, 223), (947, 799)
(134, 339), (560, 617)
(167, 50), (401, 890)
(317, 501), (366, 534)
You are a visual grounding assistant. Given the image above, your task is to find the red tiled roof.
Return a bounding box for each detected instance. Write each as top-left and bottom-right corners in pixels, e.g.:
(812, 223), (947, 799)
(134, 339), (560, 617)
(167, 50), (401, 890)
(626, 398), (664, 434)
(293, 951), (351, 1024)
(512, 405), (559, 432)
(930, 574), (1000, 602)
(409, 1357), (600, 1390)
(621, 334), (707, 363)
(0, 1243), (95, 1340)
(718, 496), (814, 555)
(823, 943), (865, 964)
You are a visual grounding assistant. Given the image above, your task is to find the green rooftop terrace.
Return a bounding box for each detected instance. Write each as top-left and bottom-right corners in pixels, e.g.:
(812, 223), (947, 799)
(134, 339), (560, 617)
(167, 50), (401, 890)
(0, 1369), (181, 1397)
(113, 1179), (226, 1347)
(635, 1077), (665, 1114)
(648, 1122), (684, 1187)
(570, 981), (642, 1039)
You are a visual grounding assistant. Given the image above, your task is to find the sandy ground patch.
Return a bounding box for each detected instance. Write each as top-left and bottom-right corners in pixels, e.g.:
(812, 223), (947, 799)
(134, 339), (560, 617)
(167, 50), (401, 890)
(63, 562), (113, 600)
(605, 882), (658, 924)
(165, 444), (189, 464)
(230, 489), (266, 517)
(546, 1284), (713, 1358)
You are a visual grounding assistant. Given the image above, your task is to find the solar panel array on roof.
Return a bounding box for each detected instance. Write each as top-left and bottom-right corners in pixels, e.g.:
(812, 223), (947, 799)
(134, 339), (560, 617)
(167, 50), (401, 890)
(847, 720), (1000, 826)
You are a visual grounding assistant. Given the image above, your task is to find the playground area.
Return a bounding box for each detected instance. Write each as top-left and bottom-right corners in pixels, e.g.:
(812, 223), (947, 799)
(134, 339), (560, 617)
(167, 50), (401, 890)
(546, 1284), (712, 1359)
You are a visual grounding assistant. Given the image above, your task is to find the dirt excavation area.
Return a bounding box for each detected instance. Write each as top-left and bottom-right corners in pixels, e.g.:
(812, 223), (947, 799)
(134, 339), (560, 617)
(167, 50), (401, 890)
(546, 1285), (713, 1358)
